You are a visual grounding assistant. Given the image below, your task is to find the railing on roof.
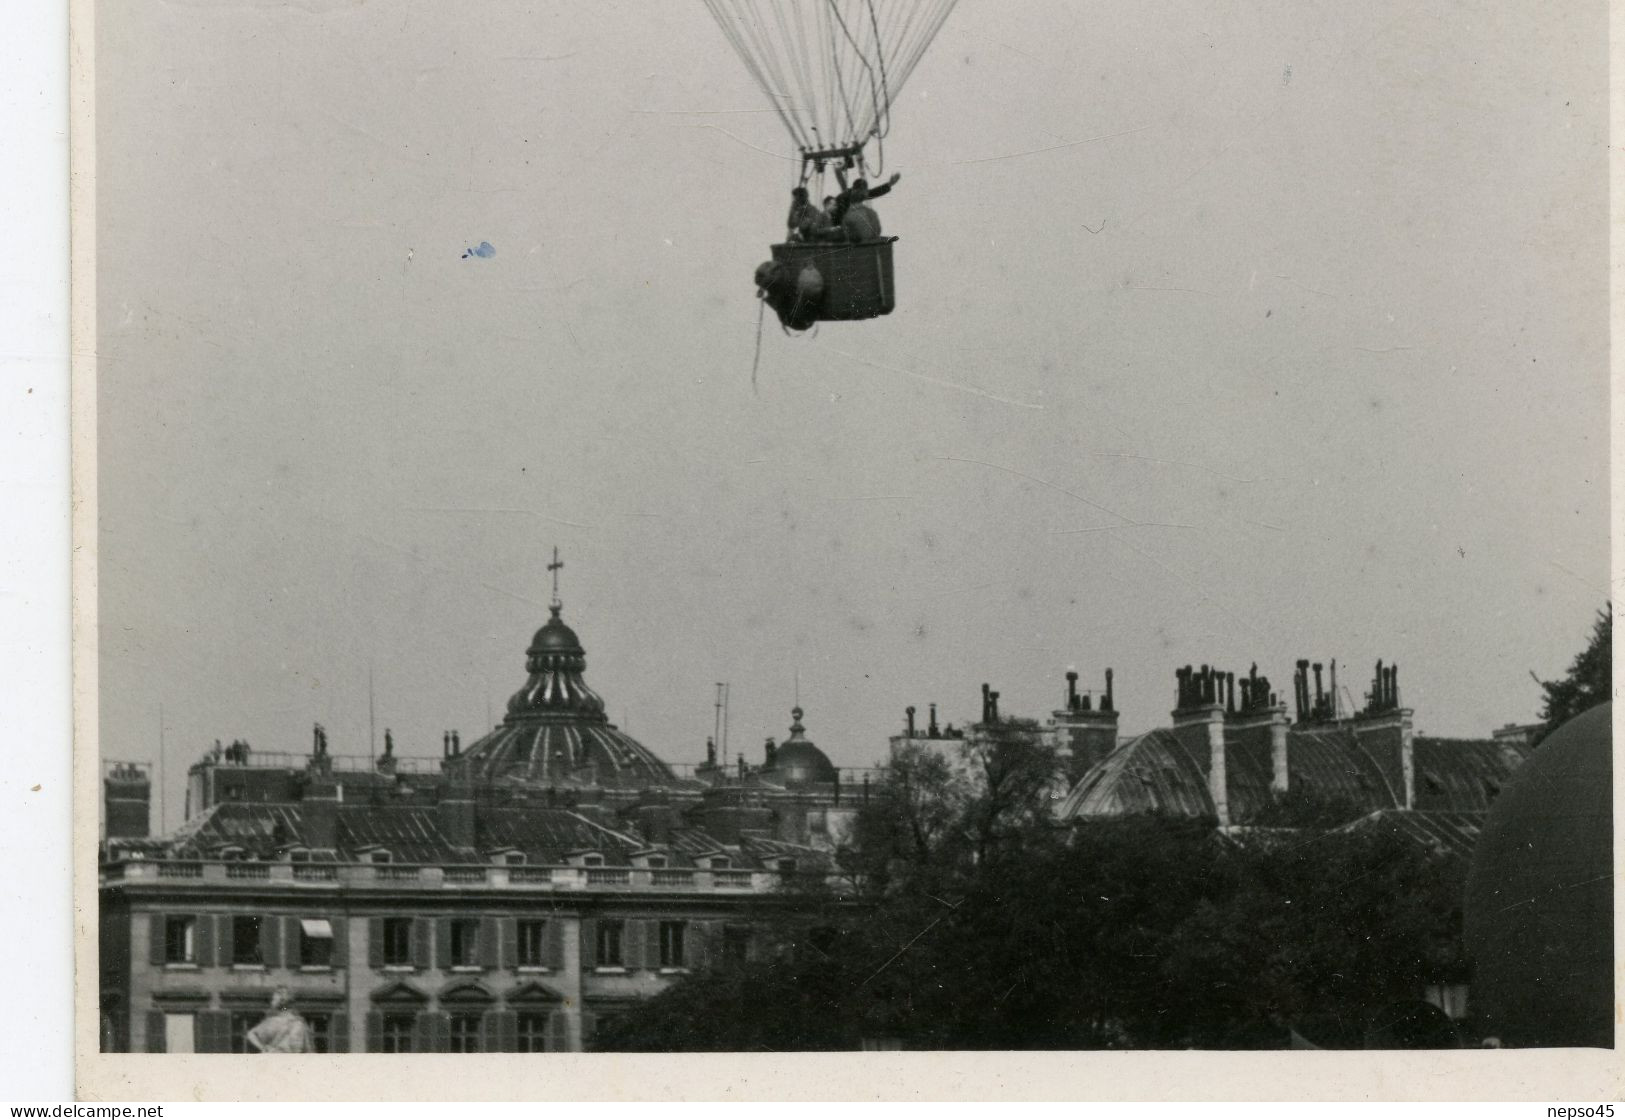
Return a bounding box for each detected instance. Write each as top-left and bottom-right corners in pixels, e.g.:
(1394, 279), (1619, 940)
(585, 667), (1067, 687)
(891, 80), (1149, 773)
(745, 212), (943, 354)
(100, 858), (802, 895)
(659, 762), (890, 788)
(194, 751), (443, 775)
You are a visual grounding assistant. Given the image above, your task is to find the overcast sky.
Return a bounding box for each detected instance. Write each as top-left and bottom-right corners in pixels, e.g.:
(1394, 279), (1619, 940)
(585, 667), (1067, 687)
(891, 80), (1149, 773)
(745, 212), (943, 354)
(96, 0), (1608, 827)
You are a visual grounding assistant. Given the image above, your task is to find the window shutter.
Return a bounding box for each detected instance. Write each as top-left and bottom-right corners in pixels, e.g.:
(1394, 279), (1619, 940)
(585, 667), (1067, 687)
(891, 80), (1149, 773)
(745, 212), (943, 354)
(148, 914), (166, 966)
(620, 916), (640, 968)
(368, 918), (385, 968)
(365, 1011), (383, 1053)
(259, 915), (282, 969)
(545, 918), (564, 970)
(145, 1010), (167, 1053)
(330, 916), (348, 968)
(691, 921), (716, 971)
(579, 918), (598, 969)
(195, 916), (215, 967)
(578, 1010), (597, 1052)
(500, 918), (517, 970)
(435, 918), (452, 970)
(546, 1009), (569, 1053)
(483, 1009), (518, 1053)
(329, 1012), (349, 1054)
(214, 915), (232, 966)
(411, 919), (431, 970)
(415, 1010), (449, 1052)
(196, 1009), (231, 1053)
(644, 920), (663, 969)
(480, 917), (500, 969)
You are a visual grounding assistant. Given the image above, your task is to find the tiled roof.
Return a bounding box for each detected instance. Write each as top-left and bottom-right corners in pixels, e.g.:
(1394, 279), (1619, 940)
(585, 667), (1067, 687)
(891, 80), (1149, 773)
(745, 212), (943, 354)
(153, 800), (825, 869)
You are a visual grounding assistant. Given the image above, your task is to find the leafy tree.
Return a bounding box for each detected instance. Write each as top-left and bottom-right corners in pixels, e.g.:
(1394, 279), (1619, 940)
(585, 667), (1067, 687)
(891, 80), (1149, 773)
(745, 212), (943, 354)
(1534, 606), (1612, 745)
(601, 738), (1470, 1050)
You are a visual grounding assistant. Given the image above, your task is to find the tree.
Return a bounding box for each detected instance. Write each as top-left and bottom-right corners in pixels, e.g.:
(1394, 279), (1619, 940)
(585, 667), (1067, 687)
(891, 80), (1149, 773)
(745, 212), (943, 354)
(602, 745), (1471, 1050)
(1534, 606), (1612, 745)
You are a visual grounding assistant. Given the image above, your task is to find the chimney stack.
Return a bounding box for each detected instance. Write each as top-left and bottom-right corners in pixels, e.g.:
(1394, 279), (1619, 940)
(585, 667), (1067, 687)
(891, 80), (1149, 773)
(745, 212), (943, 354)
(451, 730), (461, 757)
(1104, 668), (1115, 712)
(103, 763), (152, 840)
(1171, 673), (1228, 827)
(437, 781), (476, 848)
(302, 778), (341, 849)
(764, 737), (777, 767)
(1293, 661), (1310, 723)
(1052, 670), (1121, 776)
(927, 703), (939, 738)
(905, 706), (916, 739)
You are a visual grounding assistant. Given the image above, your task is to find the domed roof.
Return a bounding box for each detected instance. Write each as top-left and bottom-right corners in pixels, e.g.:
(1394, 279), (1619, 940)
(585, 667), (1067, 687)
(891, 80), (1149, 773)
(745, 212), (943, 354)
(529, 608), (584, 657)
(450, 598), (677, 790)
(763, 706), (838, 787)
(1464, 703), (1612, 1047)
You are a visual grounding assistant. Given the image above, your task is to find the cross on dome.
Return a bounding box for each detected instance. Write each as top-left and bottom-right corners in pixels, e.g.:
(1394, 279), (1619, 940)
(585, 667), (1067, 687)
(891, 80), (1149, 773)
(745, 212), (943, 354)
(548, 547), (564, 609)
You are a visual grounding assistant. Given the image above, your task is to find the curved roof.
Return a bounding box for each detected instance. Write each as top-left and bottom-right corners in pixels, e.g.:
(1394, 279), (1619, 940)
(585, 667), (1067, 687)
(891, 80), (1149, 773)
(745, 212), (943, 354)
(1464, 703), (1612, 1047)
(1058, 720), (1530, 825)
(449, 602), (676, 789)
(760, 707), (838, 787)
(1057, 729), (1212, 819)
(1413, 737), (1528, 812)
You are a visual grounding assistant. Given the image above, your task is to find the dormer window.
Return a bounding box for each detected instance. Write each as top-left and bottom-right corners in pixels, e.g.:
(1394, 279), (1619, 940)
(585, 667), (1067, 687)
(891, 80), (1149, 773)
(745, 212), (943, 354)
(217, 846), (246, 862)
(369, 850), (393, 865)
(287, 848), (311, 864)
(503, 852), (526, 867)
(645, 855), (667, 869)
(709, 856), (731, 870)
(582, 854), (604, 868)
(777, 858), (797, 873)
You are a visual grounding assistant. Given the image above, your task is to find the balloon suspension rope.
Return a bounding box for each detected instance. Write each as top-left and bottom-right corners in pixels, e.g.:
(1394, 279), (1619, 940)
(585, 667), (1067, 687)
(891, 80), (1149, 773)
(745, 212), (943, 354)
(751, 296), (766, 395)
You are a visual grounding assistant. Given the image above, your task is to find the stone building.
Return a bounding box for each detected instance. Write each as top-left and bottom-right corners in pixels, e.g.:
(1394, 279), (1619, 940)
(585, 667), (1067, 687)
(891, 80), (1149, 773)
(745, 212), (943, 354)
(98, 589), (868, 1054)
(1052, 658), (1530, 851)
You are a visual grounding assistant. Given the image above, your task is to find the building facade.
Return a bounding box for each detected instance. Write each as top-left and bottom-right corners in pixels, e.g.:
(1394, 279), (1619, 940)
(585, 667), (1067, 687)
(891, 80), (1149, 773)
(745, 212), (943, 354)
(99, 591), (864, 1054)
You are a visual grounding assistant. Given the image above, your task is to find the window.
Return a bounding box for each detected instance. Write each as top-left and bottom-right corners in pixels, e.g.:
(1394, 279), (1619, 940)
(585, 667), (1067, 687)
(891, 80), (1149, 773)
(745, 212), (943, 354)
(163, 1013), (195, 1054)
(596, 920), (624, 967)
(229, 1010), (260, 1053)
(449, 919), (480, 968)
(369, 850), (392, 865)
(299, 918), (334, 968)
(163, 915), (196, 965)
(710, 856), (731, 870)
(231, 916), (263, 966)
(658, 921), (686, 968)
(288, 848), (311, 863)
(503, 852), (525, 866)
(382, 917), (413, 967)
(516, 920), (548, 968)
(305, 1012), (332, 1054)
(582, 854), (604, 868)
(645, 855), (667, 869)
(777, 858), (798, 873)
(516, 1012), (548, 1053)
(448, 1013), (482, 1053)
(379, 1012), (414, 1053)
(723, 925), (750, 964)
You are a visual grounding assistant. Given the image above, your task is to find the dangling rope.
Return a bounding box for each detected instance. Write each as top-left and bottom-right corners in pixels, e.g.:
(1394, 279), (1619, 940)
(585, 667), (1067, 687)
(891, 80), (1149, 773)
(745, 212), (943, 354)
(751, 296), (767, 394)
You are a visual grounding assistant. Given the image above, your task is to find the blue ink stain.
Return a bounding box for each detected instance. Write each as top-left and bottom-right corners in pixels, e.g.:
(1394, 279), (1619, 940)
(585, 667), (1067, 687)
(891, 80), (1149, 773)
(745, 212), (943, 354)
(462, 241), (496, 259)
